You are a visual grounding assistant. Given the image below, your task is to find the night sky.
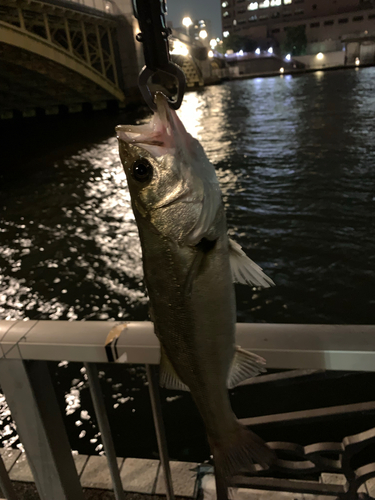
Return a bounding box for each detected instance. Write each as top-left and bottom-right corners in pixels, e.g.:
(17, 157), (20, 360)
(167, 0), (222, 38)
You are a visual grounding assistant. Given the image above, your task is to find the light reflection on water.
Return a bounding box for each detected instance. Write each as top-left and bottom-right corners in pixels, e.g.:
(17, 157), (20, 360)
(1, 68), (375, 456)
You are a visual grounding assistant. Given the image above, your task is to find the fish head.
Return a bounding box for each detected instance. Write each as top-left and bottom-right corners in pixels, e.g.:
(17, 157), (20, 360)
(116, 93), (221, 245)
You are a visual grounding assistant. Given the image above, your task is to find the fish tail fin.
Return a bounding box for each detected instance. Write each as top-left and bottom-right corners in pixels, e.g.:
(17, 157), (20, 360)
(209, 422), (275, 500)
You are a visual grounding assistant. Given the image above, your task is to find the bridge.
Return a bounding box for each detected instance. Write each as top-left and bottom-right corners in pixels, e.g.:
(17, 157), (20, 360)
(0, 0), (221, 118)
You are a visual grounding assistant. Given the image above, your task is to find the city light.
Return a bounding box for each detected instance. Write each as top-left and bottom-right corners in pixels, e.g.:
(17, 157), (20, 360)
(210, 39), (218, 48)
(355, 57), (360, 65)
(284, 0), (292, 3)
(238, 50), (244, 56)
(222, 1), (228, 6)
(248, 2), (258, 10)
(285, 53), (291, 61)
(268, 47), (273, 54)
(255, 48), (261, 55)
(279, 67), (285, 73)
(208, 50), (214, 58)
(199, 30), (208, 39)
(182, 17), (193, 28)
(316, 52), (324, 60)
(170, 40), (189, 56)
(259, 0), (269, 8)
(223, 31), (230, 38)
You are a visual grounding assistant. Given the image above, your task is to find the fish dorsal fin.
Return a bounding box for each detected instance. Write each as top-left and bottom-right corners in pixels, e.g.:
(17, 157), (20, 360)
(159, 346), (190, 392)
(227, 347), (266, 389)
(229, 238), (275, 288)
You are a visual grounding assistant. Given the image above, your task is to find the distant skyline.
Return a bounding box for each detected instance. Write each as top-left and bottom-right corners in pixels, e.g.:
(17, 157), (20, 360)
(167, 0), (222, 38)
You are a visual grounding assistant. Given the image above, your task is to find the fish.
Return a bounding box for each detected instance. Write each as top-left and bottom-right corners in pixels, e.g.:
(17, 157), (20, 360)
(116, 93), (275, 498)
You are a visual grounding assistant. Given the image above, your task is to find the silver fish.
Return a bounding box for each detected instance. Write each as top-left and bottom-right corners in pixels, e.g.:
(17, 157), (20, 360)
(116, 94), (275, 497)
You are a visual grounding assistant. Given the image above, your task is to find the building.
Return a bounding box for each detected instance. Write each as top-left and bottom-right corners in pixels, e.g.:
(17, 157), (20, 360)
(221, 0), (375, 53)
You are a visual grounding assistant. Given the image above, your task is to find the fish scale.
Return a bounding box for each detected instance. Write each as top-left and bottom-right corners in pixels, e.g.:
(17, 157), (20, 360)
(116, 93), (276, 499)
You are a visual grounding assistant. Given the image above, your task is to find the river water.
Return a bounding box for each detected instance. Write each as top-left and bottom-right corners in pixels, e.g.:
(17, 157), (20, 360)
(1, 67), (375, 459)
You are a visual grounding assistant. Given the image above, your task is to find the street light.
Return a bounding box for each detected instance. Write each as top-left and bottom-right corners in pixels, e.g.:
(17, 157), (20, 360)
(199, 29), (208, 39)
(182, 16), (193, 35)
(210, 39), (217, 49)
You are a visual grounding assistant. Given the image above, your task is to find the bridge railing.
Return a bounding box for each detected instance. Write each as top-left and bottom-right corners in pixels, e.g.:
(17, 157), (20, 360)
(56, 0), (118, 15)
(0, 320), (374, 500)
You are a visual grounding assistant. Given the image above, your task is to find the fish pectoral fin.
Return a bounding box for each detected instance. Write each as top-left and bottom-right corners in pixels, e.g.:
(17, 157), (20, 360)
(159, 347), (190, 392)
(229, 238), (275, 288)
(227, 346), (267, 389)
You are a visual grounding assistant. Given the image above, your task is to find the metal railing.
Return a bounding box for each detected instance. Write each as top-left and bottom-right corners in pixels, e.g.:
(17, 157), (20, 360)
(0, 320), (374, 500)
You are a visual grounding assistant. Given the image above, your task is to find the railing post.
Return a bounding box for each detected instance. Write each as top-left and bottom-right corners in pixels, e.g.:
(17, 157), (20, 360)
(0, 359), (84, 500)
(145, 364), (175, 500)
(0, 454), (17, 500)
(84, 362), (126, 500)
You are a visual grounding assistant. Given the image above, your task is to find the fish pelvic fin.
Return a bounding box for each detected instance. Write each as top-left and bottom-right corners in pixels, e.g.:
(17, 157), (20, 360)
(209, 423), (276, 500)
(159, 346), (190, 392)
(228, 238), (275, 288)
(227, 347), (266, 389)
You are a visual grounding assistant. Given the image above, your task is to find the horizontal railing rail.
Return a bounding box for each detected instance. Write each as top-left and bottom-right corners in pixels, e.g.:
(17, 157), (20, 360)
(1, 320), (375, 370)
(0, 320), (374, 500)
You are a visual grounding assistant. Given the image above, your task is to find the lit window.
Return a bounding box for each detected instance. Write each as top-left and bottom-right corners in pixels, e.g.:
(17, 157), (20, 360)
(270, 0), (281, 5)
(249, 15), (257, 21)
(223, 30), (230, 37)
(222, 1), (228, 7)
(255, 47), (261, 54)
(248, 2), (258, 10)
(170, 41), (189, 56)
(284, 0), (292, 4)
(233, 19), (237, 25)
(259, 0), (269, 7)
(223, 11), (229, 16)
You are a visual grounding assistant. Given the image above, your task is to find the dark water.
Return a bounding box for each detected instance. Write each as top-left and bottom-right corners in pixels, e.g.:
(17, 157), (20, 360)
(1, 68), (375, 459)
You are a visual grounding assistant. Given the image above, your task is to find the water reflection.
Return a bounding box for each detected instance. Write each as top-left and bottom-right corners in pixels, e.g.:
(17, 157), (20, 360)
(1, 68), (375, 455)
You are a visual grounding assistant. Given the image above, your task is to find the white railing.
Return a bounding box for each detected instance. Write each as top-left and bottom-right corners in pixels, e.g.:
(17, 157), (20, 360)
(1, 321), (374, 370)
(0, 320), (374, 500)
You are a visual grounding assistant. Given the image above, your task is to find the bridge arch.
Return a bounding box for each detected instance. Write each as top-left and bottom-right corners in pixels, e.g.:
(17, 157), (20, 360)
(0, 0), (124, 113)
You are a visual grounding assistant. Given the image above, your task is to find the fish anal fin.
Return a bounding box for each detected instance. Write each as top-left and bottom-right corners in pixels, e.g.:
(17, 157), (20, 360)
(229, 238), (275, 288)
(227, 346), (266, 389)
(159, 346), (190, 392)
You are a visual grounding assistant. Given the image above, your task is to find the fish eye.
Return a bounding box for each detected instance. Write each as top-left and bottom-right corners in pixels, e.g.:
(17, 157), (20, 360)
(132, 159), (153, 183)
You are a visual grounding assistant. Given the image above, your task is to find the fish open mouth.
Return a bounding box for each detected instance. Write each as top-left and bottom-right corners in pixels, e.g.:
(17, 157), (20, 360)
(116, 93), (190, 158)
